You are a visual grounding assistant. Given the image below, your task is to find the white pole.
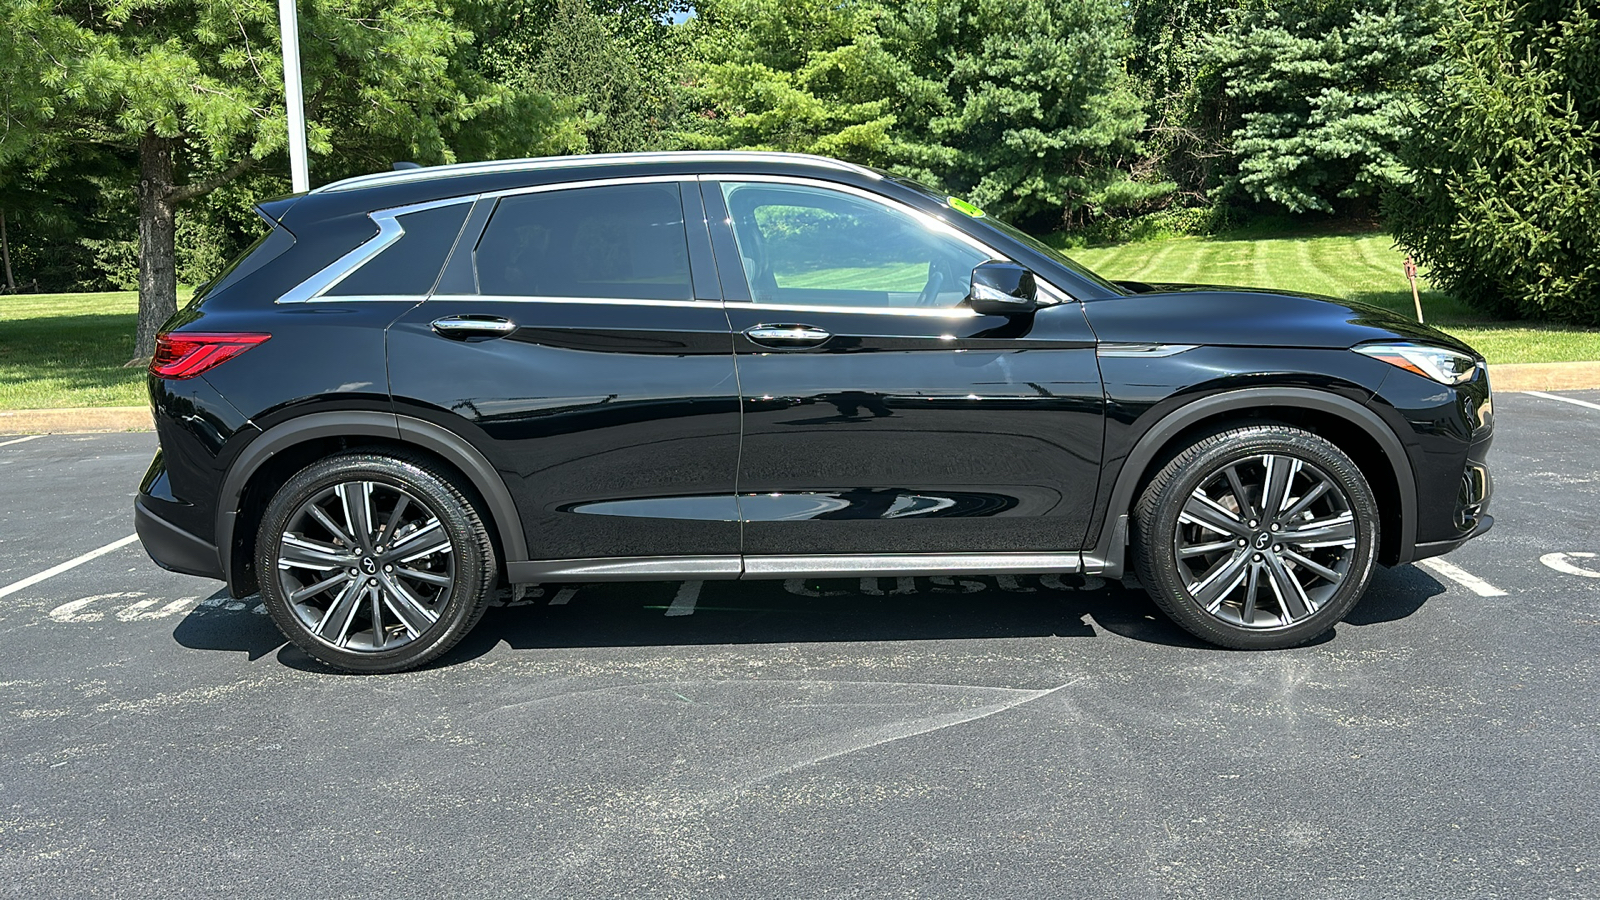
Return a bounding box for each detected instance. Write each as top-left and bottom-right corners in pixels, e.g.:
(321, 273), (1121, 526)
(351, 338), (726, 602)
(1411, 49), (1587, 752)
(278, 0), (310, 192)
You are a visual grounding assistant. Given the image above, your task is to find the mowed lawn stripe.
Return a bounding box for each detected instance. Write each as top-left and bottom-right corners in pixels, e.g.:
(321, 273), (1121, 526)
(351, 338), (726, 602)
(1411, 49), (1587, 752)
(1068, 229), (1600, 364)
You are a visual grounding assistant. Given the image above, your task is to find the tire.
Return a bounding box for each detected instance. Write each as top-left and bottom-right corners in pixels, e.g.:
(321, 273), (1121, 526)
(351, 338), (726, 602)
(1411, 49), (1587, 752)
(1132, 424), (1380, 649)
(256, 452), (497, 673)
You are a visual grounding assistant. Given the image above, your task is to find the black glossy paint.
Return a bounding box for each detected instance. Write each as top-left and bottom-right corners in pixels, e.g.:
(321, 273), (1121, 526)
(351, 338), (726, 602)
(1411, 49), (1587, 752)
(143, 373), (255, 542)
(723, 301), (1104, 555)
(1084, 284), (1477, 353)
(135, 151), (1495, 595)
(389, 298), (742, 560)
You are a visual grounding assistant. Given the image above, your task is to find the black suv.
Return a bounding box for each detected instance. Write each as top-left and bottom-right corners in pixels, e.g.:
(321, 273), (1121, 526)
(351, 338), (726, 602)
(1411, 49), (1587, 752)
(135, 151), (1494, 673)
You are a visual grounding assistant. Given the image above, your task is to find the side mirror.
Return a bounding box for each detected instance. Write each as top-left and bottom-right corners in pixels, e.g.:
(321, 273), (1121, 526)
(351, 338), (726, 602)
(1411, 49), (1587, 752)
(968, 261), (1038, 315)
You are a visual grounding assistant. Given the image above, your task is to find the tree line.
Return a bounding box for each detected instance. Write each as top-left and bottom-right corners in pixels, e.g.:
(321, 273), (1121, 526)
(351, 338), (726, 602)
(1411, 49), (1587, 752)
(1, 0), (1595, 357)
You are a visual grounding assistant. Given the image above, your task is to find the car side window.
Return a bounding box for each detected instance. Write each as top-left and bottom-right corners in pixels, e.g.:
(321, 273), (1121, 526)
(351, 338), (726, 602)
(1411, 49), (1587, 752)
(719, 182), (989, 308)
(474, 182), (693, 301)
(325, 202), (470, 297)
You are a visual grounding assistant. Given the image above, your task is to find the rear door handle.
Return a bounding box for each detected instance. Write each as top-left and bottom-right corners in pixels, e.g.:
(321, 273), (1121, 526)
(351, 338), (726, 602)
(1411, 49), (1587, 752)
(431, 315), (518, 340)
(743, 324), (832, 348)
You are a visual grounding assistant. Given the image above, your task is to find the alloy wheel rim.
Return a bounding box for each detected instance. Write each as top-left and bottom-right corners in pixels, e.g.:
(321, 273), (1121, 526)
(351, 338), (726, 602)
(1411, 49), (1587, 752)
(1173, 453), (1358, 630)
(276, 480), (454, 652)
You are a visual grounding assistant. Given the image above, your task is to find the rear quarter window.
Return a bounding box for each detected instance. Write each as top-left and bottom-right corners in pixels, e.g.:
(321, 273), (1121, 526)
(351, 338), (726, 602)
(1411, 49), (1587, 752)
(188, 223), (294, 306)
(325, 202), (472, 297)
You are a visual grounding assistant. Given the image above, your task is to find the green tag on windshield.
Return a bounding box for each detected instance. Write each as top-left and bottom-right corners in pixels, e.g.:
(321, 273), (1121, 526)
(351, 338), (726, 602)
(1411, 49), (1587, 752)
(947, 196), (986, 218)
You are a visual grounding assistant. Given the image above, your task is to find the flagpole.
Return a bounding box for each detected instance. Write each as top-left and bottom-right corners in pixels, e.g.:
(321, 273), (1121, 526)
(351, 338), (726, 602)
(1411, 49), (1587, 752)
(278, 0), (310, 192)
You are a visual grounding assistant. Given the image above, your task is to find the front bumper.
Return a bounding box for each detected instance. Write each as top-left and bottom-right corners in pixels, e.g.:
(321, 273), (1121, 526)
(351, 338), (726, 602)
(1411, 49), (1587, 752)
(135, 496), (224, 580)
(1411, 514), (1493, 563)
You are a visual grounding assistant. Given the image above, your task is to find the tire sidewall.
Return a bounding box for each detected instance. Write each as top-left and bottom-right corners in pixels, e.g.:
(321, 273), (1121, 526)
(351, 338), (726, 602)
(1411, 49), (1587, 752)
(256, 453), (494, 673)
(1135, 427), (1380, 649)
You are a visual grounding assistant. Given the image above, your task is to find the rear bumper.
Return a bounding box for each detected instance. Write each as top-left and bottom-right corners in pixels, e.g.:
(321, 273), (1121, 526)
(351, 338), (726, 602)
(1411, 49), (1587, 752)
(135, 497), (224, 580)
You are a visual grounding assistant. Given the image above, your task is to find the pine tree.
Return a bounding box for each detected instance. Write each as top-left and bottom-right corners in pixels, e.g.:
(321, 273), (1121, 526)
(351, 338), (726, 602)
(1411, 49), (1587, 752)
(4, 0), (548, 358)
(1202, 0), (1447, 215)
(681, 0), (1162, 228)
(1386, 0), (1600, 322)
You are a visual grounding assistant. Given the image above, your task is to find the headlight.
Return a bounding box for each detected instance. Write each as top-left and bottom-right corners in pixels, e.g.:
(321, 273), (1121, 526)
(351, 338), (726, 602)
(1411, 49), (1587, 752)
(1355, 343), (1481, 385)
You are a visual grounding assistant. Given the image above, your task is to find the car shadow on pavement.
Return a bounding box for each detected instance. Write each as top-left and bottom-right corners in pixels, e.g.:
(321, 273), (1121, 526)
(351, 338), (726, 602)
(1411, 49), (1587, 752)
(168, 566), (1448, 672)
(443, 576), (1213, 666)
(170, 588), (287, 661)
(1345, 563), (1447, 626)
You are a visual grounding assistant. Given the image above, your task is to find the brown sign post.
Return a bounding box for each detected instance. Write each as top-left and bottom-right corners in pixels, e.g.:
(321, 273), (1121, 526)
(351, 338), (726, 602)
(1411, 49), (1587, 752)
(1404, 254), (1423, 323)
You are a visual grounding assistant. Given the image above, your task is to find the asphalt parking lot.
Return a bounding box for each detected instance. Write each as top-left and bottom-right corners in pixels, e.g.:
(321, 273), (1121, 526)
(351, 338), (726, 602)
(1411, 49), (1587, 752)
(2, 391), (1598, 899)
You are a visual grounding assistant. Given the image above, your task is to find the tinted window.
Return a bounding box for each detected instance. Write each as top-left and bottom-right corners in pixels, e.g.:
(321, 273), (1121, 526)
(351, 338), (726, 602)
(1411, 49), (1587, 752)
(720, 182), (989, 308)
(189, 223), (293, 306)
(887, 175), (1121, 296)
(475, 182), (692, 300)
(326, 202), (470, 297)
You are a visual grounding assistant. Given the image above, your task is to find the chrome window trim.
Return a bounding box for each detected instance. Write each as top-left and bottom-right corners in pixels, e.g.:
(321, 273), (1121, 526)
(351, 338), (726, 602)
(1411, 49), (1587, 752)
(725, 301), (981, 319)
(476, 174), (697, 202)
(299, 295), (451, 305)
(315, 151), (882, 195)
(699, 174), (1078, 307)
(277, 195), (477, 304)
(424, 294), (982, 318)
(282, 172), (1077, 309)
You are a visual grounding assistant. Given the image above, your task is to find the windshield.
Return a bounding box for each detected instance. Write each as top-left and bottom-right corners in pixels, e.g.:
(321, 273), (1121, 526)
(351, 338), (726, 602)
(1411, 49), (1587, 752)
(886, 176), (1129, 296)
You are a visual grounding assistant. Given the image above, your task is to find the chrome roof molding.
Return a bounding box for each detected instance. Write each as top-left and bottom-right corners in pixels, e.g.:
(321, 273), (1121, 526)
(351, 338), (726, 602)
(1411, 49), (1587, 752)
(315, 151), (883, 195)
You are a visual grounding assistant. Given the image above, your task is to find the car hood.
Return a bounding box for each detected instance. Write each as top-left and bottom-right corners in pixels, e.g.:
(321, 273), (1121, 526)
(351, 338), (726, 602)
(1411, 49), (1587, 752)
(1086, 282), (1478, 355)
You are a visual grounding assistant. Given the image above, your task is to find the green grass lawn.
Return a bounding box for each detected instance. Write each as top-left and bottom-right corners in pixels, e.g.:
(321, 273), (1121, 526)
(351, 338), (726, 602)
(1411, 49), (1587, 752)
(780, 261), (929, 291)
(0, 291), (149, 409)
(1065, 230), (1600, 364)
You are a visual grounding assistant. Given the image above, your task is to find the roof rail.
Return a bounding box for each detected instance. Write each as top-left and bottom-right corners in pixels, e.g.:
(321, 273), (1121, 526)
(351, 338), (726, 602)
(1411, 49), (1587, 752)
(314, 151), (881, 194)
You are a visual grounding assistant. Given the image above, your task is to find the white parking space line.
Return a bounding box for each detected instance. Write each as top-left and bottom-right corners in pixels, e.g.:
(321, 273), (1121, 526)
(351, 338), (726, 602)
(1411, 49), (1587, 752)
(0, 434), (44, 448)
(1525, 390), (1600, 412)
(1418, 557), (1508, 597)
(0, 534), (141, 599)
(665, 580), (702, 617)
(549, 587), (578, 606)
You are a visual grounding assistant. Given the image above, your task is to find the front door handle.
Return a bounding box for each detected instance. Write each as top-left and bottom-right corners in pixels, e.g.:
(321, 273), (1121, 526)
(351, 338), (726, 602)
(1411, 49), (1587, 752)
(743, 324), (832, 348)
(431, 315), (518, 340)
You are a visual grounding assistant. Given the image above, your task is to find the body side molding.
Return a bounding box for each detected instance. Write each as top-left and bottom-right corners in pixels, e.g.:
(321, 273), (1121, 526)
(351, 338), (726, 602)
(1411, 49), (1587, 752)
(1083, 387), (1418, 579)
(508, 556), (743, 582)
(740, 552), (1083, 579)
(507, 552), (1084, 583)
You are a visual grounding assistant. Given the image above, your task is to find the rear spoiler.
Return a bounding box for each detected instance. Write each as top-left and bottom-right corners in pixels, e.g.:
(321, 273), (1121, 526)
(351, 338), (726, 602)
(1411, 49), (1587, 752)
(255, 194), (303, 226)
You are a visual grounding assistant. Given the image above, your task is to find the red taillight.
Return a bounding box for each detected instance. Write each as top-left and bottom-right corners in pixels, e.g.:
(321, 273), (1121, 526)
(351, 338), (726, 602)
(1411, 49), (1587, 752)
(150, 332), (271, 380)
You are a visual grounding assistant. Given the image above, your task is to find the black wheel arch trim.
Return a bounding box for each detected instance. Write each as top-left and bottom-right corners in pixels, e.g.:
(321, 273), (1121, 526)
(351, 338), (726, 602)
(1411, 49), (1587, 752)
(1082, 387), (1417, 578)
(216, 410), (529, 591)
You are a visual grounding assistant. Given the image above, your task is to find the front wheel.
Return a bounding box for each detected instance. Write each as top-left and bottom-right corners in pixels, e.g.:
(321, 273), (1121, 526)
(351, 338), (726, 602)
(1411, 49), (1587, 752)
(256, 452), (497, 673)
(1133, 424), (1380, 649)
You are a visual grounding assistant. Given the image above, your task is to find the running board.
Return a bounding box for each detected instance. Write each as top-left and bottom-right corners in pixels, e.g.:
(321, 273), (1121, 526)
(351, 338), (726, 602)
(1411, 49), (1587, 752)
(508, 552), (1082, 583)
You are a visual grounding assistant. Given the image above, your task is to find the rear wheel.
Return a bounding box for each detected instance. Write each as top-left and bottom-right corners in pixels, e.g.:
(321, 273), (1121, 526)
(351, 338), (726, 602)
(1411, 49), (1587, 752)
(1133, 425), (1380, 649)
(256, 452), (496, 673)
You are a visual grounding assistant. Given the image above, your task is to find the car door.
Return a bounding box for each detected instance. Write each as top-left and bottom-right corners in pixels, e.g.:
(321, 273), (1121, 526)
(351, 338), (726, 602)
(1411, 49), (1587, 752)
(703, 177), (1105, 566)
(386, 178), (742, 576)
